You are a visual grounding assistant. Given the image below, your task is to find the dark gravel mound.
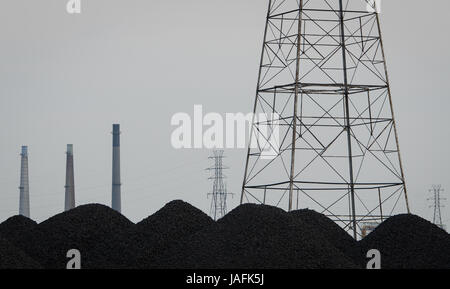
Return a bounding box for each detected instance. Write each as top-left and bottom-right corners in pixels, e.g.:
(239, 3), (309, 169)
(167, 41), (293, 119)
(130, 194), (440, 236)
(134, 200), (214, 267)
(289, 209), (362, 265)
(0, 215), (37, 230)
(36, 204), (138, 269)
(150, 204), (358, 269)
(0, 215), (44, 267)
(359, 214), (450, 269)
(0, 216), (40, 248)
(2, 201), (448, 269)
(0, 236), (41, 269)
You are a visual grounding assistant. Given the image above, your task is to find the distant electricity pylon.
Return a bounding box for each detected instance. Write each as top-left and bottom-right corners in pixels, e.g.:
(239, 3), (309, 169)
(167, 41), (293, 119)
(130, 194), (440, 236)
(428, 185), (445, 230)
(206, 150), (232, 221)
(241, 0), (410, 239)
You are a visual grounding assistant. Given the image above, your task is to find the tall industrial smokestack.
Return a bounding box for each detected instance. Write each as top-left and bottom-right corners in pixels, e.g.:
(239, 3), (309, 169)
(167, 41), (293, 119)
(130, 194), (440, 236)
(64, 144), (75, 211)
(19, 146), (30, 218)
(112, 124), (121, 213)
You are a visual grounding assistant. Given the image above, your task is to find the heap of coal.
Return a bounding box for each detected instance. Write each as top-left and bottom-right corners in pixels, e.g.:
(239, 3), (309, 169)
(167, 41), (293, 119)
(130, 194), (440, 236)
(0, 201), (449, 269)
(289, 209), (362, 266)
(359, 214), (450, 269)
(34, 204), (139, 269)
(150, 204), (358, 269)
(0, 215), (44, 262)
(133, 200), (214, 267)
(0, 236), (41, 269)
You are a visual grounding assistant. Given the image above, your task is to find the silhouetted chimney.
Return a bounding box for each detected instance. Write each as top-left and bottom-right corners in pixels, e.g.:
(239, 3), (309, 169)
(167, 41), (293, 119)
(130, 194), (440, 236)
(19, 146), (30, 218)
(112, 124), (121, 213)
(64, 144), (75, 211)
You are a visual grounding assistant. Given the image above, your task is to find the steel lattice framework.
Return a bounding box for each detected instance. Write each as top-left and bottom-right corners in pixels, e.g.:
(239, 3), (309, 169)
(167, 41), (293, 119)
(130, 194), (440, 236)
(207, 150), (231, 221)
(428, 185), (445, 230)
(241, 0), (410, 238)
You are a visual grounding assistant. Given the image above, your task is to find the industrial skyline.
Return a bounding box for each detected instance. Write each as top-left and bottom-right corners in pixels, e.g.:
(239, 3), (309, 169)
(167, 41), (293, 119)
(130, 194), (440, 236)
(0, 1), (449, 229)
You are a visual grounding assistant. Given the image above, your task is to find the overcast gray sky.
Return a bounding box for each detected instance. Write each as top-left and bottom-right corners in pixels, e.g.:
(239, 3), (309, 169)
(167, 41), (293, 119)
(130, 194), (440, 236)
(0, 0), (449, 229)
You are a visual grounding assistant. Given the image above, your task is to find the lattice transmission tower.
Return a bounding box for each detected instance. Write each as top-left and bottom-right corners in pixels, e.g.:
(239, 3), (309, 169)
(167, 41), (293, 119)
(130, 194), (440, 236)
(241, 0), (410, 239)
(207, 150), (232, 221)
(428, 185), (445, 230)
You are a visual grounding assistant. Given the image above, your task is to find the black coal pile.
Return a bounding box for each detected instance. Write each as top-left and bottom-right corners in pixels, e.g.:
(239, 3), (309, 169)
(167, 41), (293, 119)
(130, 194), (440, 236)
(0, 236), (41, 269)
(35, 204), (140, 269)
(1, 200), (449, 269)
(289, 209), (362, 265)
(133, 200), (214, 268)
(0, 215), (45, 266)
(359, 214), (450, 269)
(150, 204), (359, 269)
